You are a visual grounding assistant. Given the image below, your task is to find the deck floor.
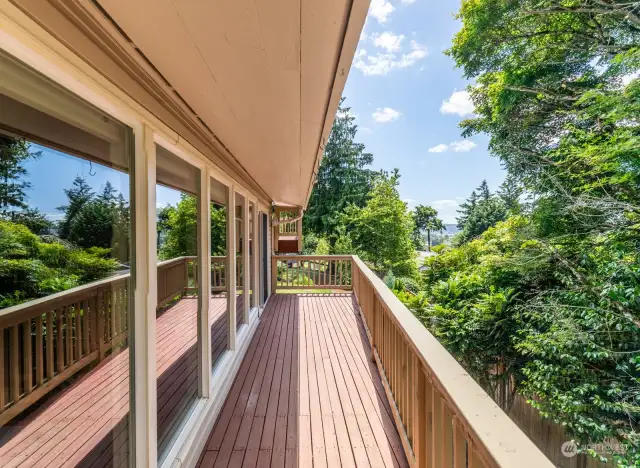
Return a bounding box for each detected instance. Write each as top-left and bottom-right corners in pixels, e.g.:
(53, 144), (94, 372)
(0, 294), (242, 468)
(198, 294), (408, 468)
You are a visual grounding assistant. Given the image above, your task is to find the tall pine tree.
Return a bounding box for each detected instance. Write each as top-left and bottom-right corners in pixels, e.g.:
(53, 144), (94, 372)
(305, 98), (376, 238)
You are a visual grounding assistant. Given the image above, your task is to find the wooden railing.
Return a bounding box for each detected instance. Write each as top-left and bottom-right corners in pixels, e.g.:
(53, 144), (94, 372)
(185, 255), (242, 293)
(351, 256), (553, 468)
(271, 255), (352, 290)
(0, 256), (204, 425)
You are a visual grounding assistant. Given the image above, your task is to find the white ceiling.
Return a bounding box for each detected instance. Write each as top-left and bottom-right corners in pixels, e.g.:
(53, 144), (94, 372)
(98, 0), (353, 207)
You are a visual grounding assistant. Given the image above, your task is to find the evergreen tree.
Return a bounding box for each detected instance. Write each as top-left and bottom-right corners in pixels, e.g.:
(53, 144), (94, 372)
(58, 176), (94, 239)
(305, 98), (376, 238)
(456, 190), (478, 230)
(0, 136), (39, 215)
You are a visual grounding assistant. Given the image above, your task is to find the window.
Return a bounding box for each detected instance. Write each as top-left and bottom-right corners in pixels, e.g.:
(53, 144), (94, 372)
(155, 145), (202, 461)
(0, 51), (135, 467)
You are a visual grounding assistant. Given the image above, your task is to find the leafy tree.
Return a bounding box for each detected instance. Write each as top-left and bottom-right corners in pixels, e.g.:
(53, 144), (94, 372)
(58, 176), (94, 239)
(157, 194), (227, 260)
(305, 99), (377, 238)
(413, 205), (444, 251)
(341, 171), (417, 277)
(0, 136), (38, 215)
(434, 1), (640, 463)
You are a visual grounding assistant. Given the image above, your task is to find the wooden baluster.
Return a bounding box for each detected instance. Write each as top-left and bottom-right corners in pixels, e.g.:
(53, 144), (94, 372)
(97, 291), (105, 362)
(56, 310), (63, 371)
(75, 303), (82, 359)
(443, 401), (454, 467)
(414, 363), (427, 468)
(66, 307), (73, 364)
(10, 325), (19, 403)
(453, 420), (467, 468)
(0, 328), (4, 410)
(407, 349), (413, 444)
(469, 445), (485, 468)
(83, 299), (90, 356)
(339, 260), (343, 287)
(35, 315), (43, 386)
(432, 387), (444, 467)
(425, 375), (434, 468)
(23, 319), (32, 395)
(46, 311), (53, 379)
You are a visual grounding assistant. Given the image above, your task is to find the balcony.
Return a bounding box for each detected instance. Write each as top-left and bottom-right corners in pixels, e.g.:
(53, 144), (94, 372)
(0, 255), (551, 467)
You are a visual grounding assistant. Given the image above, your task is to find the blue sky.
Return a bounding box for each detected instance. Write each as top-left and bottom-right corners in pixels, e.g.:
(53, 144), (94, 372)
(343, 0), (505, 223)
(23, 0), (503, 225)
(23, 146), (180, 220)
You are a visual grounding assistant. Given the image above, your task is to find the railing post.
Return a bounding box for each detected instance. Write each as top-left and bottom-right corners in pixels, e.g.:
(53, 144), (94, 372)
(271, 257), (278, 294)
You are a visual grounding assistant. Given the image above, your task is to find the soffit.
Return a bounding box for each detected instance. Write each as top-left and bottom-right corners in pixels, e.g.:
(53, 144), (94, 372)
(97, 0), (352, 207)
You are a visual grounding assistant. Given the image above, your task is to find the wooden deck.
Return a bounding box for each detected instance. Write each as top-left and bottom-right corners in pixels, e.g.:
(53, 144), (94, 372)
(0, 294), (240, 468)
(198, 294), (408, 468)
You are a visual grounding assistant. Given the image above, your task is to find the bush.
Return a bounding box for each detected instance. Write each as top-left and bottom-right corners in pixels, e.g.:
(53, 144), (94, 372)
(0, 220), (117, 307)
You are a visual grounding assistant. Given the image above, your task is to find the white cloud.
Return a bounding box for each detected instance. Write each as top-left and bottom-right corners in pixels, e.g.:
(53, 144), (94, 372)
(372, 32), (405, 52)
(372, 107), (402, 123)
(440, 90), (475, 117)
(427, 144), (448, 153)
(397, 40), (428, 68)
(401, 0), (416, 4)
(369, 0), (394, 24)
(353, 40), (428, 76)
(428, 140), (477, 153)
(430, 199), (460, 224)
(449, 140), (477, 152)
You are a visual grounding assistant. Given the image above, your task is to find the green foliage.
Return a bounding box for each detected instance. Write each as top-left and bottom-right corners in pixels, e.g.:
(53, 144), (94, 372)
(0, 136), (40, 215)
(0, 219), (117, 307)
(3, 208), (53, 235)
(314, 237), (331, 256)
(157, 194), (227, 260)
(434, 2), (640, 463)
(413, 205), (445, 251)
(341, 172), (417, 277)
(58, 176), (94, 240)
(305, 99), (377, 238)
(456, 180), (508, 244)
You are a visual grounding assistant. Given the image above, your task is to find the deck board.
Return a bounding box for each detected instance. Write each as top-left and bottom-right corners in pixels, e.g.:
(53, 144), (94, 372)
(198, 294), (408, 468)
(0, 294), (239, 468)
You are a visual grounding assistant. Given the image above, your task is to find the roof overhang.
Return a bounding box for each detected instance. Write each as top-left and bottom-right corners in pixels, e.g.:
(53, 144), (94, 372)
(9, 0), (369, 208)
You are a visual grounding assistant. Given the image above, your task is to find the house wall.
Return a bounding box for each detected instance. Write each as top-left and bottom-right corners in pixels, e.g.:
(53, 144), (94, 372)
(0, 3), (273, 467)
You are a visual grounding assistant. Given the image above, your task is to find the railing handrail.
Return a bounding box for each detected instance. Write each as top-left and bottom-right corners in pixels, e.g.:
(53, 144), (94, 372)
(0, 256), (199, 319)
(351, 255), (553, 467)
(272, 254), (352, 260)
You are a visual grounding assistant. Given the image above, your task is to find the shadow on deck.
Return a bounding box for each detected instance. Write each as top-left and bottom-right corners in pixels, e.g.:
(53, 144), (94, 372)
(0, 295), (243, 468)
(198, 293), (408, 468)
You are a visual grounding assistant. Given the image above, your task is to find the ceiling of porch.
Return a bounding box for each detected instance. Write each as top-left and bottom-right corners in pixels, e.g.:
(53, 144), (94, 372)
(96, 0), (361, 207)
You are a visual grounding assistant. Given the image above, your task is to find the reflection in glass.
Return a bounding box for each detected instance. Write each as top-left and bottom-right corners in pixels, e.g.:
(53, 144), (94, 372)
(249, 202), (255, 309)
(0, 55), (134, 468)
(210, 177), (227, 370)
(155, 145), (200, 461)
(235, 192), (245, 331)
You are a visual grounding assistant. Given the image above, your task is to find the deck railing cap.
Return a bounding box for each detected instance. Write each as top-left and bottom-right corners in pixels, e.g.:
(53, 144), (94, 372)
(351, 255), (554, 468)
